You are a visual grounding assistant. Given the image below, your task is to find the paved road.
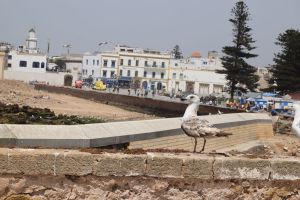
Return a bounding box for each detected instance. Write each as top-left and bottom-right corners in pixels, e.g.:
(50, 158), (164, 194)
(81, 86), (227, 108)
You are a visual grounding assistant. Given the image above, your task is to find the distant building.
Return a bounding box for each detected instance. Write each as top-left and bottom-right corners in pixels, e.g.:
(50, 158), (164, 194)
(168, 51), (226, 96)
(6, 28), (47, 73)
(82, 53), (101, 80)
(4, 29), (78, 86)
(256, 66), (272, 90)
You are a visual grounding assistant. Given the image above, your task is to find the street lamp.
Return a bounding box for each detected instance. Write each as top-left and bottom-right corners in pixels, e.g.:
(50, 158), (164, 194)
(98, 42), (108, 46)
(62, 44), (72, 55)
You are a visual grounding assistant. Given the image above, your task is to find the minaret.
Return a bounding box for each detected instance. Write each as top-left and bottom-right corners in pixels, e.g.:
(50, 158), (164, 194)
(25, 28), (38, 53)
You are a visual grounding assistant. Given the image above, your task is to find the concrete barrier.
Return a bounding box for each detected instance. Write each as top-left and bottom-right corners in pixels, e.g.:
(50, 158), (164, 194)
(0, 148), (299, 181)
(0, 113), (273, 150)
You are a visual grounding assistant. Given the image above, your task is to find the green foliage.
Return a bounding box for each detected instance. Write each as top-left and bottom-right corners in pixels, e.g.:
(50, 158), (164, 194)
(172, 45), (183, 59)
(217, 1), (259, 99)
(271, 29), (300, 94)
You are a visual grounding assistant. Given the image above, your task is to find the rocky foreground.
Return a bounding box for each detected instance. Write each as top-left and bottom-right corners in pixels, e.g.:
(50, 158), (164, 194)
(1, 176), (300, 200)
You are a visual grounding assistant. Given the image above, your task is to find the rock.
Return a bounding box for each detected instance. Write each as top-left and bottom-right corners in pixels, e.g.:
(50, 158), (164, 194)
(242, 181), (250, 189)
(284, 146), (289, 151)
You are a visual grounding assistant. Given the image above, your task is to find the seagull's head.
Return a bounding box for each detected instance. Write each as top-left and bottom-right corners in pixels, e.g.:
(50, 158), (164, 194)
(185, 94), (200, 104)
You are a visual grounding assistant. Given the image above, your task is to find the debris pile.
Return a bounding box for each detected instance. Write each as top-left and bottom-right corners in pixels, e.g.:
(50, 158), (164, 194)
(0, 103), (104, 125)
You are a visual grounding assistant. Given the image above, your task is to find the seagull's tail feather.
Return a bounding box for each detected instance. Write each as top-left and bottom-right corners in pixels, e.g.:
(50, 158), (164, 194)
(216, 131), (232, 137)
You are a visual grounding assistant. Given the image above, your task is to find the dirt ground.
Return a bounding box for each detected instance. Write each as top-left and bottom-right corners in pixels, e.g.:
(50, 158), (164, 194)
(0, 80), (156, 122)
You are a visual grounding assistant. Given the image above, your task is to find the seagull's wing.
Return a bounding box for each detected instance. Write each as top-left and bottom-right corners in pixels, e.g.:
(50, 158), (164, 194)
(181, 118), (223, 137)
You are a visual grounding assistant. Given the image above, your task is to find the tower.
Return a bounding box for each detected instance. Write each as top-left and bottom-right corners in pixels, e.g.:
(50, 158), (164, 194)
(25, 28), (38, 53)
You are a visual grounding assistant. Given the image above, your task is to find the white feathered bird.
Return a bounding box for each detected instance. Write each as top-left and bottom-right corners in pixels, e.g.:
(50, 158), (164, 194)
(181, 94), (232, 153)
(292, 102), (300, 137)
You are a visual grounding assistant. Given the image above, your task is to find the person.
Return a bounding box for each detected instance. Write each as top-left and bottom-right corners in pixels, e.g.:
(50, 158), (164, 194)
(137, 89), (140, 96)
(128, 89), (131, 95)
(117, 85), (119, 93)
(134, 88), (137, 95)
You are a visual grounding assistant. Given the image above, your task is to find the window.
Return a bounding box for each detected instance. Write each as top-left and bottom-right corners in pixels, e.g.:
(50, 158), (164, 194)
(153, 61), (157, 67)
(162, 62), (165, 68)
(110, 71), (115, 78)
(86, 59), (88, 65)
(103, 70), (107, 77)
(179, 73), (183, 79)
(172, 73), (176, 79)
(103, 60), (108, 67)
(152, 72), (156, 78)
(93, 60), (95, 65)
(128, 59), (131, 66)
(144, 71), (147, 77)
(7, 63), (11, 67)
(175, 63), (178, 67)
(111, 60), (116, 67)
(41, 62), (45, 68)
(203, 61), (208, 65)
(120, 70), (123, 76)
(135, 71), (138, 77)
(161, 72), (164, 79)
(32, 61), (39, 68)
(8, 55), (12, 60)
(92, 70), (94, 75)
(127, 70), (131, 77)
(19, 61), (27, 67)
(120, 59), (123, 65)
(97, 60), (99, 65)
(144, 61), (148, 67)
(136, 60), (139, 66)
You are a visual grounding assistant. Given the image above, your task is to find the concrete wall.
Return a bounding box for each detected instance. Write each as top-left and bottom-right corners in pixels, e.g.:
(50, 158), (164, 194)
(0, 113), (272, 150)
(34, 84), (243, 117)
(0, 148), (299, 181)
(4, 70), (79, 86)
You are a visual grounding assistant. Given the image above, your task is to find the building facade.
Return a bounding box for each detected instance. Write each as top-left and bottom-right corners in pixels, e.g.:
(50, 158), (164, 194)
(168, 51), (226, 96)
(6, 28), (47, 74)
(82, 53), (101, 80)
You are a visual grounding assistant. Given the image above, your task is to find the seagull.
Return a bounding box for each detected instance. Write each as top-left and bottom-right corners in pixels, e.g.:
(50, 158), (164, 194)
(218, 110), (223, 115)
(181, 94), (232, 153)
(292, 102), (300, 137)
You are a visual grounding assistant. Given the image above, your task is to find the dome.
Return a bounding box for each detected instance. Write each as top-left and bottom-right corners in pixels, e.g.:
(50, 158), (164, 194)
(191, 51), (201, 58)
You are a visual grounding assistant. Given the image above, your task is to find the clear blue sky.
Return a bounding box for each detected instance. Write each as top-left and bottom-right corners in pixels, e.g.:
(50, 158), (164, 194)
(1, 0), (299, 67)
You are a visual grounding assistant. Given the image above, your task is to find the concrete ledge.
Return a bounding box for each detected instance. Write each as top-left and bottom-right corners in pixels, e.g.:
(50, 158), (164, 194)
(0, 113), (273, 149)
(0, 149), (299, 181)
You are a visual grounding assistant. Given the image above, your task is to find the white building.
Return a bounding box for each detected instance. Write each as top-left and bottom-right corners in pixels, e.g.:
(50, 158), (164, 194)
(168, 51), (226, 96)
(4, 28), (79, 86)
(82, 52), (101, 80)
(6, 28), (47, 73)
(97, 45), (171, 90)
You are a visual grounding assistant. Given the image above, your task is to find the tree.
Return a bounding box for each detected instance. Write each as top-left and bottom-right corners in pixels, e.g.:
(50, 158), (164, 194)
(271, 29), (300, 94)
(172, 45), (183, 59)
(217, 1), (259, 99)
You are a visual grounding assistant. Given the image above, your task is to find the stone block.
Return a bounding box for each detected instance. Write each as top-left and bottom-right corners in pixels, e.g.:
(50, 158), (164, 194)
(55, 152), (93, 176)
(0, 149), (8, 173)
(7, 149), (55, 175)
(146, 154), (182, 177)
(93, 154), (146, 176)
(182, 156), (214, 179)
(271, 158), (300, 180)
(214, 157), (271, 180)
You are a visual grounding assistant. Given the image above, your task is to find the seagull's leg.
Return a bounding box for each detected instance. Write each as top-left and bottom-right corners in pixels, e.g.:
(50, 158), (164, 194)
(193, 137), (197, 153)
(200, 137), (206, 153)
